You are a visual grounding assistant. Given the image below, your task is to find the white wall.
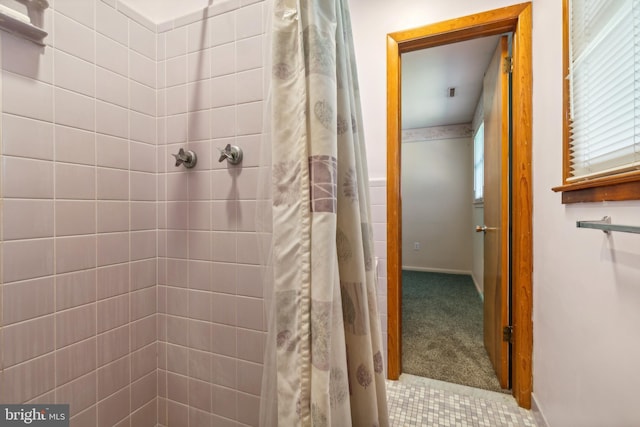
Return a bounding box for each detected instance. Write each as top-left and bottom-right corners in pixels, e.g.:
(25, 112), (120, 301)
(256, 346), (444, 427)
(401, 137), (473, 273)
(349, 1), (640, 426)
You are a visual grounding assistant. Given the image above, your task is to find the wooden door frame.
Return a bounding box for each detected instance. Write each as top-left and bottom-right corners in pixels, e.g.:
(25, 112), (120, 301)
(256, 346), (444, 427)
(386, 3), (533, 408)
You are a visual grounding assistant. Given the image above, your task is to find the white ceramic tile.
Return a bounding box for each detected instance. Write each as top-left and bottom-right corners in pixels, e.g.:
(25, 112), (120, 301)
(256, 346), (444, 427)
(165, 55), (187, 87)
(188, 111), (211, 142)
(55, 125), (95, 166)
(2, 71), (53, 122)
(130, 81), (156, 116)
(235, 3), (262, 40)
(3, 239), (54, 283)
(1, 33), (53, 83)
(54, 12), (95, 63)
(211, 43), (236, 77)
(211, 200), (236, 231)
(96, 0), (128, 46)
(187, 19), (212, 53)
(97, 134), (129, 169)
(3, 200), (54, 240)
(2, 277), (55, 324)
(212, 232), (236, 263)
(56, 200), (96, 236)
(97, 232), (129, 266)
(211, 74), (236, 108)
(236, 233), (260, 264)
(129, 50), (156, 88)
(98, 201), (129, 233)
(130, 111), (156, 144)
(55, 0), (95, 29)
(2, 114), (54, 160)
(236, 101), (262, 135)
(56, 306), (96, 352)
(97, 167), (129, 200)
(130, 172), (156, 201)
(56, 235), (97, 274)
(166, 114), (188, 144)
(96, 101), (128, 139)
(129, 20), (156, 60)
(97, 34), (128, 77)
(56, 163), (95, 200)
(236, 35), (263, 72)
(166, 26), (188, 59)
(130, 142), (156, 173)
(186, 139), (212, 170)
(131, 202), (156, 231)
(236, 68), (263, 104)
(2, 157), (54, 199)
(211, 106), (236, 138)
(131, 230), (157, 261)
(96, 67), (128, 108)
(211, 12), (236, 46)
(166, 201), (188, 230)
(235, 134), (262, 167)
(166, 84), (188, 116)
(54, 88), (95, 131)
(187, 49), (211, 82)
(187, 79), (212, 112)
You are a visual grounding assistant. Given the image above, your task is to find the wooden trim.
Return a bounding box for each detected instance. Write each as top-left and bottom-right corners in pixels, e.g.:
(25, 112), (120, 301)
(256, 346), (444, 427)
(562, 0), (571, 183)
(510, 3), (533, 408)
(386, 33), (402, 380)
(560, 180), (640, 204)
(386, 3), (533, 408)
(556, 0), (640, 203)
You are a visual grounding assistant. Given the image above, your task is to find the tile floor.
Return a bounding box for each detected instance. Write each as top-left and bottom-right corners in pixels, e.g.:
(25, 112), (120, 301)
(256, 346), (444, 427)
(387, 374), (538, 426)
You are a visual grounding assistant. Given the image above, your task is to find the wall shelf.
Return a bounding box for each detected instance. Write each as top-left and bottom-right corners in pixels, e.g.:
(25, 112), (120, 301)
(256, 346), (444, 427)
(0, 6), (47, 46)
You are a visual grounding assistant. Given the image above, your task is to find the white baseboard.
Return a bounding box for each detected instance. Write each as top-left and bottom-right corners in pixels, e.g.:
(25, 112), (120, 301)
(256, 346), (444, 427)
(402, 266), (471, 276)
(531, 393), (550, 427)
(471, 273), (484, 300)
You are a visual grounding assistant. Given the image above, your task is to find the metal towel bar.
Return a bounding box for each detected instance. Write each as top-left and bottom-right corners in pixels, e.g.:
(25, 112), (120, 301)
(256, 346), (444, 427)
(576, 216), (640, 235)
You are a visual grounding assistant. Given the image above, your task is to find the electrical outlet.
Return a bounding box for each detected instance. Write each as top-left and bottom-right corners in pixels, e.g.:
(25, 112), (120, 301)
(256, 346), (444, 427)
(413, 242), (420, 250)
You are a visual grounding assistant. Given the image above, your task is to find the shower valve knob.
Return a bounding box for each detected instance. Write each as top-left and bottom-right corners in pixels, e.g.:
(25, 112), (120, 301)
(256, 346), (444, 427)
(172, 148), (197, 168)
(218, 144), (243, 165)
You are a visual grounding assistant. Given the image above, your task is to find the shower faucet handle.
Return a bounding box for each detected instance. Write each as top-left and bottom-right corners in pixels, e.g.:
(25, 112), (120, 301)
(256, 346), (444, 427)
(218, 144), (243, 165)
(172, 148), (197, 168)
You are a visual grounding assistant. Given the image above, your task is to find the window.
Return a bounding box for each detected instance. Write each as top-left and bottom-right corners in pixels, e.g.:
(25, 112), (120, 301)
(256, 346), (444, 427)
(474, 122), (485, 202)
(554, 0), (640, 203)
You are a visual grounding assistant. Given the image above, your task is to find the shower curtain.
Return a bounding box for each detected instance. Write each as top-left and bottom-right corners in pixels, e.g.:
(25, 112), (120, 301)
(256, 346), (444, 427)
(261, 0), (389, 425)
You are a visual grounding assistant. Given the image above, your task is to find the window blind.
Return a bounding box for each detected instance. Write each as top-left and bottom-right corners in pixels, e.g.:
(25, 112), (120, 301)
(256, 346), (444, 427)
(568, 0), (640, 181)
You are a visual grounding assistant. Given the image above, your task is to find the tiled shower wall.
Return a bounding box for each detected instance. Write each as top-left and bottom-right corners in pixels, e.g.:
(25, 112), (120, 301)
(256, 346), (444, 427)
(155, 1), (268, 426)
(0, 1), (159, 426)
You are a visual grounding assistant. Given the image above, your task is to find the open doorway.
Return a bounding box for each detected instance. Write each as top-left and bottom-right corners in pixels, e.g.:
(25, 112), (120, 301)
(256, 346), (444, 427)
(385, 3), (533, 409)
(400, 35), (505, 392)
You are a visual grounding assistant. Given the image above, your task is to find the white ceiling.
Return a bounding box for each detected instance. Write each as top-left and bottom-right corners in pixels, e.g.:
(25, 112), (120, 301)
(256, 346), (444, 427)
(118, 0), (210, 24)
(401, 35), (500, 130)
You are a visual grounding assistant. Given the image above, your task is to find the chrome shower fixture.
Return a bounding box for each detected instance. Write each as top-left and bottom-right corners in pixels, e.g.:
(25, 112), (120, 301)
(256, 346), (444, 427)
(218, 144), (243, 165)
(171, 148), (198, 169)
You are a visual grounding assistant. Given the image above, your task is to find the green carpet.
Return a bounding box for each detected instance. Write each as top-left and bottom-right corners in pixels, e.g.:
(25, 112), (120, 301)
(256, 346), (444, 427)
(402, 270), (504, 392)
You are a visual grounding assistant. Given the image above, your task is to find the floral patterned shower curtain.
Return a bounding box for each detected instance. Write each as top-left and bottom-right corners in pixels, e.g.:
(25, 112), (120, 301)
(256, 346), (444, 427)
(263, 0), (389, 425)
